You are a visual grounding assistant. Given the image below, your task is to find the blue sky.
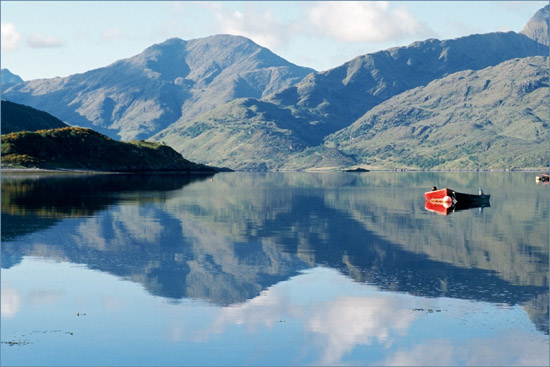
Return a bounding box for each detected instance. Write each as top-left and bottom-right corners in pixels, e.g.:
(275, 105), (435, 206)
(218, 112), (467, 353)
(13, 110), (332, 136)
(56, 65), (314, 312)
(1, 1), (546, 81)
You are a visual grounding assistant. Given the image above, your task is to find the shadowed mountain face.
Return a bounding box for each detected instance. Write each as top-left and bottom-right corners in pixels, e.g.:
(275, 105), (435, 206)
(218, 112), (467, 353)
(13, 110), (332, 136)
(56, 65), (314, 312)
(2, 172), (548, 333)
(1, 100), (69, 134)
(2, 35), (314, 140)
(521, 4), (550, 46)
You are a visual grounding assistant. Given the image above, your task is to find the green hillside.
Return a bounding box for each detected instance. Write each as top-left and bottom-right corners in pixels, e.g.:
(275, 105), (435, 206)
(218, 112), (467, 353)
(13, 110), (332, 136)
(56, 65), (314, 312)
(325, 56), (549, 170)
(154, 98), (336, 171)
(1, 100), (68, 134)
(1, 127), (216, 173)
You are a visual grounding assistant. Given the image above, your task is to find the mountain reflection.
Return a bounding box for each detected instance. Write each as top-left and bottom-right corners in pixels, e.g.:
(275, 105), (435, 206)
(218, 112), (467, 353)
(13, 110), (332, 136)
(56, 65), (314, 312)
(1, 172), (547, 333)
(1, 173), (213, 240)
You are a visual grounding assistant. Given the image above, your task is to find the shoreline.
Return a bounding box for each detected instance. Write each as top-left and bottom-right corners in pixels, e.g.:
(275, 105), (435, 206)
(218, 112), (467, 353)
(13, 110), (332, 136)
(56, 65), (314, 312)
(1, 166), (547, 176)
(0, 167), (218, 177)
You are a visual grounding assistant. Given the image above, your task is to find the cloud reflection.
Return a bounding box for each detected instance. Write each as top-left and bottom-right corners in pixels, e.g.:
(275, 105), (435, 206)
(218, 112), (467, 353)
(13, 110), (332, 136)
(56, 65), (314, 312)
(382, 333), (549, 366)
(1, 288), (21, 318)
(194, 268), (419, 365)
(308, 296), (417, 365)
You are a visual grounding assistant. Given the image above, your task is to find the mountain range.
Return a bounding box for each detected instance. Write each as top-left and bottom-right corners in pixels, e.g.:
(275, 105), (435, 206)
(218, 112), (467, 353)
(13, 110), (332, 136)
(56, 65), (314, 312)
(2, 5), (549, 171)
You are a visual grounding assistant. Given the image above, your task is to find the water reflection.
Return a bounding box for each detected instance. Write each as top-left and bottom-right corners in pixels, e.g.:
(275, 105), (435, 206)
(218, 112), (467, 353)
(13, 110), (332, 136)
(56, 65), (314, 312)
(1, 172), (548, 338)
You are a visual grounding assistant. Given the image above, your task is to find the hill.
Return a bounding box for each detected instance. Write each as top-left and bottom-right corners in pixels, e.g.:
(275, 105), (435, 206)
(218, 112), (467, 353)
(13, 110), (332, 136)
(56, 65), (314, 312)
(325, 56), (549, 170)
(1, 127), (216, 173)
(1, 100), (69, 134)
(153, 97), (355, 171)
(3, 35), (314, 140)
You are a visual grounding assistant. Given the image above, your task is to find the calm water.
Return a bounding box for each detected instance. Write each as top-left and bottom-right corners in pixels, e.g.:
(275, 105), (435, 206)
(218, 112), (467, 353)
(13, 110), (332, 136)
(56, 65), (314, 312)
(1, 171), (548, 366)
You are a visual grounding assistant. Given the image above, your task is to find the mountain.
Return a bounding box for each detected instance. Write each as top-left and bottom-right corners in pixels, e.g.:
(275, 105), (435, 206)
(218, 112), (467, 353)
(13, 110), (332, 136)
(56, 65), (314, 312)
(154, 31), (548, 170)
(325, 56), (549, 170)
(1, 100), (69, 134)
(521, 4), (550, 46)
(2, 35), (314, 140)
(265, 31), (546, 139)
(1, 69), (24, 90)
(1, 126), (216, 172)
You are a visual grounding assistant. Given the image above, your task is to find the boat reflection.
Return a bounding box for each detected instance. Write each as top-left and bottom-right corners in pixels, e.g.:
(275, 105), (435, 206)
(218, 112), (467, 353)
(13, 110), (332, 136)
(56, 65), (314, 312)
(425, 199), (491, 216)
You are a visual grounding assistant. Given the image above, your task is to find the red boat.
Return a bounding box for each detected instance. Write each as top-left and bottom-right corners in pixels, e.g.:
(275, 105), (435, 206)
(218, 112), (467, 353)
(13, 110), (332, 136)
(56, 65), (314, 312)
(424, 187), (490, 204)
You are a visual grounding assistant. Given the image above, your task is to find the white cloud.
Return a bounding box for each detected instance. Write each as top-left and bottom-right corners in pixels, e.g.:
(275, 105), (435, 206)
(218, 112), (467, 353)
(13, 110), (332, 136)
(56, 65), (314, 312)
(306, 1), (433, 43)
(100, 28), (126, 42)
(27, 34), (65, 48)
(206, 3), (293, 51)
(1, 23), (22, 51)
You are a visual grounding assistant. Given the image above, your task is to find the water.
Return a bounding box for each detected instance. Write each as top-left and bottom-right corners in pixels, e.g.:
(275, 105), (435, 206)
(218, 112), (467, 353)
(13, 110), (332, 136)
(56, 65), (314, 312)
(1, 171), (548, 366)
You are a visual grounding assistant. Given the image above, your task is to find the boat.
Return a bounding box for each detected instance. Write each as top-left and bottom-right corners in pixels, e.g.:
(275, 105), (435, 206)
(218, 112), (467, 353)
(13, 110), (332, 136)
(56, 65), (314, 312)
(424, 188), (490, 204)
(536, 174), (549, 182)
(343, 167), (370, 172)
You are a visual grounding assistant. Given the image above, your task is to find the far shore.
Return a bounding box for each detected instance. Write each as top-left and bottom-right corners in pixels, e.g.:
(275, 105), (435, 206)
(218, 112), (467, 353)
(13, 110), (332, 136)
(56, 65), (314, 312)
(1, 166), (547, 177)
(0, 167), (218, 176)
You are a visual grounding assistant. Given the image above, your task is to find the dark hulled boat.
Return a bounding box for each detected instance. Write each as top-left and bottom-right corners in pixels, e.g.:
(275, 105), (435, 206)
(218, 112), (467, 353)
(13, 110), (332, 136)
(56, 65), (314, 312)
(424, 188), (490, 204)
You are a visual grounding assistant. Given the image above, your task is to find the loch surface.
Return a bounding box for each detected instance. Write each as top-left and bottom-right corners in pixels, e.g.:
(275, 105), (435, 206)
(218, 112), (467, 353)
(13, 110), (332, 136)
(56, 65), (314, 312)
(1, 171), (548, 366)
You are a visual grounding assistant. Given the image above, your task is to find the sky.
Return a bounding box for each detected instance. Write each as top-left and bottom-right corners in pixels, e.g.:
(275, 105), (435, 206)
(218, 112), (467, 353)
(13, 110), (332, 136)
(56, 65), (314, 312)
(1, 1), (546, 81)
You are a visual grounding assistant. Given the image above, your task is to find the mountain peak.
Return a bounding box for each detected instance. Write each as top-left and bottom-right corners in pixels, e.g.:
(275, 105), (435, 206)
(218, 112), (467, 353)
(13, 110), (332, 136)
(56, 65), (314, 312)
(521, 5), (549, 46)
(1, 69), (24, 90)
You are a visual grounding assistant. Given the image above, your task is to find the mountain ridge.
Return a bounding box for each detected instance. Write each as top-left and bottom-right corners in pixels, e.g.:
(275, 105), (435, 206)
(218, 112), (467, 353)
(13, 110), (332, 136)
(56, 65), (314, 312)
(3, 35), (314, 140)
(325, 56), (549, 170)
